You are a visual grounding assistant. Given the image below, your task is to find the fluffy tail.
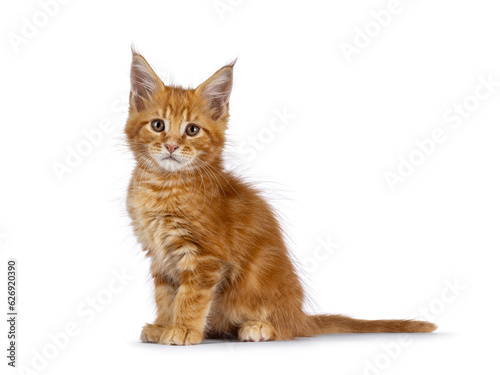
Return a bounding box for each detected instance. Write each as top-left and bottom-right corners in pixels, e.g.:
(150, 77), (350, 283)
(305, 314), (436, 335)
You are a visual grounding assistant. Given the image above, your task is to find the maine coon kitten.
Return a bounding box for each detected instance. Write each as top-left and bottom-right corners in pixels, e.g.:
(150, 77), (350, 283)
(125, 50), (436, 345)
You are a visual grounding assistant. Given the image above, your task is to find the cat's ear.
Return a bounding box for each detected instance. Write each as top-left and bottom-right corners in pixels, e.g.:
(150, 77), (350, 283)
(130, 48), (163, 111)
(196, 61), (235, 120)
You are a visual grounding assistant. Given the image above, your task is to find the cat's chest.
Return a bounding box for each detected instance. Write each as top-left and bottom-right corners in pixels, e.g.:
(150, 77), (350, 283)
(132, 207), (201, 278)
(128, 183), (200, 250)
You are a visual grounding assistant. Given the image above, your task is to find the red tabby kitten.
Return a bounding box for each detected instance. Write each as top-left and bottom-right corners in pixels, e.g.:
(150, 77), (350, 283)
(126, 50), (436, 345)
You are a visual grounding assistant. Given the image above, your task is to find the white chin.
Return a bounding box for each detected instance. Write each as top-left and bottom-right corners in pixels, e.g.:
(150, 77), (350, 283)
(159, 158), (185, 172)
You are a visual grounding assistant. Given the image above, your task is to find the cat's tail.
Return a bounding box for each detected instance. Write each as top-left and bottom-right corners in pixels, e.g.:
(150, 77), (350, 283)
(304, 314), (436, 335)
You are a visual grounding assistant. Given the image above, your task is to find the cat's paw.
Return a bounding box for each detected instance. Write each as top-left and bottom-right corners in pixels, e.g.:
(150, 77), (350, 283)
(159, 325), (204, 345)
(140, 323), (165, 343)
(238, 321), (275, 342)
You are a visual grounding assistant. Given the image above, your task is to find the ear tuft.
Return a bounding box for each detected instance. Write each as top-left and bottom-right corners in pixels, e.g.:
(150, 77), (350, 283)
(196, 63), (234, 120)
(130, 50), (163, 111)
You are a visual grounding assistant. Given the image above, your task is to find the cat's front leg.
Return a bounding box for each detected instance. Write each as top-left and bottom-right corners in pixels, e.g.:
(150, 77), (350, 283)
(159, 256), (223, 345)
(140, 275), (177, 343)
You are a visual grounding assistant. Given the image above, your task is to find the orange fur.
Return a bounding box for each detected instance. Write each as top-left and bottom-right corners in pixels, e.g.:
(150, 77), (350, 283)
(125, 50), (436, 345)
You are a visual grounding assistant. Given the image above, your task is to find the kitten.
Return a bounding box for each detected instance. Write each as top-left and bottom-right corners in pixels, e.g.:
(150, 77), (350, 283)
(125, 49), (436, 345)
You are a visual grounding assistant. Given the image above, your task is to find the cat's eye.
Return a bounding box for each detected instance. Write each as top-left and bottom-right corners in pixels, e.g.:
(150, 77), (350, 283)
(151, 119), (165, 132)
(185, 124), (200, 136)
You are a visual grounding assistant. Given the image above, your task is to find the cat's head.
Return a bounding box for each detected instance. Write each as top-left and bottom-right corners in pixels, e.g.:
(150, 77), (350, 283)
(125, 50), (234, 173)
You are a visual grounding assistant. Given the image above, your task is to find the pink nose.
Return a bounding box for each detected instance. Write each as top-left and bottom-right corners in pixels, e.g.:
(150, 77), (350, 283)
(165, 144), (179, 154)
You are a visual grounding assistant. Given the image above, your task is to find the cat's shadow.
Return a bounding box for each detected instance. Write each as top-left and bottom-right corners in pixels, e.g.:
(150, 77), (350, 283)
(133, 332), (447, 349)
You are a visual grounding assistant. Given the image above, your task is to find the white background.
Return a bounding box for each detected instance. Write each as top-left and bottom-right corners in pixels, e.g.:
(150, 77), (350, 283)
(1, 0), (499, 374)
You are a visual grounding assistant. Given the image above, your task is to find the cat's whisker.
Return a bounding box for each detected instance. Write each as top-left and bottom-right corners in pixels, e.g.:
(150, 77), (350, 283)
(192, 160), (218, 207)
(195, 159), (225, 202)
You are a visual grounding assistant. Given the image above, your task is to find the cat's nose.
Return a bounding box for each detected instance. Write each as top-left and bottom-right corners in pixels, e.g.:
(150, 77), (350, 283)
(165, 144), (179, 154)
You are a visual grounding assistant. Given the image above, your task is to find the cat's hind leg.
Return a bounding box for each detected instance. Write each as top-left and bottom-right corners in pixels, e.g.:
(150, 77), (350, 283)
(238, 320), (276, 342)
